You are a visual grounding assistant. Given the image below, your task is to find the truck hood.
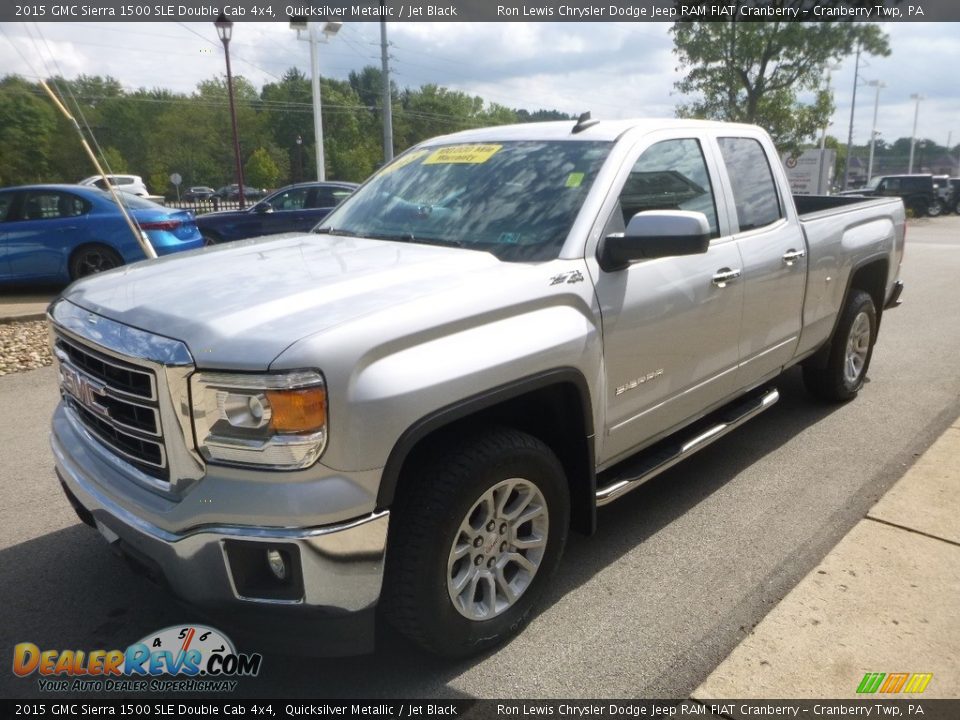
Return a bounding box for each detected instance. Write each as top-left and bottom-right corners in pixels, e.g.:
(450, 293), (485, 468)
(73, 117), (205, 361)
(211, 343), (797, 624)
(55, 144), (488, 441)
(63, 234), (504, 370)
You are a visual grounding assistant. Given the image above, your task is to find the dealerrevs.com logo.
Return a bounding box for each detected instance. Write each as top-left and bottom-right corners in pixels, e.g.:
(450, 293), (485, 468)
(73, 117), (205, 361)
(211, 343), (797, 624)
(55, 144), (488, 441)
(13, 625), (262, 693)
(856, 672), (934, 694)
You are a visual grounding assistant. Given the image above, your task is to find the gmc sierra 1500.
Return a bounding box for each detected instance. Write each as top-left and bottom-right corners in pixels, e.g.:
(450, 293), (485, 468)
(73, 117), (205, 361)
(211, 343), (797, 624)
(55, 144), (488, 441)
(50, 118), (904, 657)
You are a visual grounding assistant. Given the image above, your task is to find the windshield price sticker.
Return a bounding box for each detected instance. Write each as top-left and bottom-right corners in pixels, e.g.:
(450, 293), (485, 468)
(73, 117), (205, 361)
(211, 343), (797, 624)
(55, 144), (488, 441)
(380, 149), (430, 175)
(424, 144), (502, 165)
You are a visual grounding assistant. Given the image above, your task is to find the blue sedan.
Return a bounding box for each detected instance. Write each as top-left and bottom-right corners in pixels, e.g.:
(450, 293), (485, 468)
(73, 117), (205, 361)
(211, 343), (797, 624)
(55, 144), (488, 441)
(197, 181), (357, 245)
(0, 184), (204, 284)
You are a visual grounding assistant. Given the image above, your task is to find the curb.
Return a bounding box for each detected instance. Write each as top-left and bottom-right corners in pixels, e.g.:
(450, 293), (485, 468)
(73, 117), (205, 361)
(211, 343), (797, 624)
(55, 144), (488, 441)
(0, 313), (48, 325)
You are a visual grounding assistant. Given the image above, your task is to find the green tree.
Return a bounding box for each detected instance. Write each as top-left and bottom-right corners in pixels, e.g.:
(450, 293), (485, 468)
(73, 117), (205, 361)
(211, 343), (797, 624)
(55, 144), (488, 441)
(671, 16), (890, 152)
(0, 76), (58, 185)
(245, 147), (280, 189)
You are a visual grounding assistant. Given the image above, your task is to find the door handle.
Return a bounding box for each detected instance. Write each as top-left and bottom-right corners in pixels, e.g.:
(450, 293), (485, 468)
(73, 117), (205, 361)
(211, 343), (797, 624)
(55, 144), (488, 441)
(712, 268), (741, 288)
(782, 248), (806, 266)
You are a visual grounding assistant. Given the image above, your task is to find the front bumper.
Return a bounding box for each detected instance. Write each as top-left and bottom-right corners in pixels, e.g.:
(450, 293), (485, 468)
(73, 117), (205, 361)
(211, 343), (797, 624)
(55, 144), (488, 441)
(52, 425), (389, 655)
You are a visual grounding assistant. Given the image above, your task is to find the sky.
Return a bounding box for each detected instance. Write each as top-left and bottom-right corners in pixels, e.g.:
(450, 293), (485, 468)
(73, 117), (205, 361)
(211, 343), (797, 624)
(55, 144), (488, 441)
(1, 20), (959, 154)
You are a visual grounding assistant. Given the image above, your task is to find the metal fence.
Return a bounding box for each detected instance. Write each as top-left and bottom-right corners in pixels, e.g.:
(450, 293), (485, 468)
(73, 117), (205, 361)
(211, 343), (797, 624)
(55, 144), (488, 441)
(163, 199), (248, 215)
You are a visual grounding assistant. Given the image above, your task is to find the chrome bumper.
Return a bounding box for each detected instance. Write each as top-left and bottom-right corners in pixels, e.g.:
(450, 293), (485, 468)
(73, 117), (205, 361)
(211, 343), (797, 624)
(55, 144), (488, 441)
(51, 428), (389, 616)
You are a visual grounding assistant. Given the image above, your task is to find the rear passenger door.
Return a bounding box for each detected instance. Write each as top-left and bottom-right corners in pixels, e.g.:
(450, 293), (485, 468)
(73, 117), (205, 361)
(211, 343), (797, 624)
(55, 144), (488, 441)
(714, 136), (806, 389)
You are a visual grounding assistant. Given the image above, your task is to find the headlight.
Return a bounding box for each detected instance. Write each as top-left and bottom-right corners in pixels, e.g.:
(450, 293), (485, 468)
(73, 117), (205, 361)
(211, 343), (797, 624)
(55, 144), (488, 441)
(191, 370), (327, 470)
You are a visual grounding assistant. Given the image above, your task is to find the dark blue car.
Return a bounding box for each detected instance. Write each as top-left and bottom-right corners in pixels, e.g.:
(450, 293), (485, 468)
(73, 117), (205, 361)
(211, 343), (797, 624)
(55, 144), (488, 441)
(197, 181), (357, 245)
(0, 184), (204, 284)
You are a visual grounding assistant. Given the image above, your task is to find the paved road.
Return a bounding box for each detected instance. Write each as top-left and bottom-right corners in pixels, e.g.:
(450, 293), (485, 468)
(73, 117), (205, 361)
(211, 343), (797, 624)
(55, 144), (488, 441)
(2, 217), (959, 700)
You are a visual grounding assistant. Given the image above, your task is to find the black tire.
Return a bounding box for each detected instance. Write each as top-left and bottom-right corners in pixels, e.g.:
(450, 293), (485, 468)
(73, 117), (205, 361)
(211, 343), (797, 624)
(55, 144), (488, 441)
(69, 244), (123, 280)
(383, 427), (570, 657)
(201, 232), (219, 247)
(928, 199), (944, 218)
(802, 289), (877, 403)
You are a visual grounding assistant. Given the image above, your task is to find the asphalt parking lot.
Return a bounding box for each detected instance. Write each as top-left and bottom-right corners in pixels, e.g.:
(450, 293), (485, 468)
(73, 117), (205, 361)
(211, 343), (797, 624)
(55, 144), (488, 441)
(2, 216), (959, 700)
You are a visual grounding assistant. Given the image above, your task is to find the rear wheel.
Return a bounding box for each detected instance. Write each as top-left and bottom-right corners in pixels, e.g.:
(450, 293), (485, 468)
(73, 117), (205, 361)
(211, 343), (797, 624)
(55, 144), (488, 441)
(803, 289), (877, 402)
(383, 427), (569, 657)
(201, 232), (220, 247)
(69, 244), (122, 280)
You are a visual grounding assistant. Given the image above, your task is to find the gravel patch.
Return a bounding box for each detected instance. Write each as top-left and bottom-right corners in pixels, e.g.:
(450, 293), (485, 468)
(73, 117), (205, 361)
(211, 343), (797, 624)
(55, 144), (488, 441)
(0, 320), (54, 376)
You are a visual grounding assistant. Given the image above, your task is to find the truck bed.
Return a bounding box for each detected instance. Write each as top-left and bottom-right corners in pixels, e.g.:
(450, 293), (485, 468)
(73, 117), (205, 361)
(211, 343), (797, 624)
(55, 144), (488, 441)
(793, 194), (905, 360)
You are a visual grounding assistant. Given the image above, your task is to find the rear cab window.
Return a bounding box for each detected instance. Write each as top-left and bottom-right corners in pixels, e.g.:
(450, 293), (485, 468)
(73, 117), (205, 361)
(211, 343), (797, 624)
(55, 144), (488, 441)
(717, 137), (783, 232)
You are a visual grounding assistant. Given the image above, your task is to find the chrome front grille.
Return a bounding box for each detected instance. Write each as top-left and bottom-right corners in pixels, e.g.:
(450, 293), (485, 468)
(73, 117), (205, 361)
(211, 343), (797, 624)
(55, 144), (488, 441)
(55, 333), (168, 479)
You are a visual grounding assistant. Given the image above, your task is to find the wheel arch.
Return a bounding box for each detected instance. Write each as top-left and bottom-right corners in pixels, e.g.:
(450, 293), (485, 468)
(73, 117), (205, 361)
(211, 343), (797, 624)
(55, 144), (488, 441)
(847, 255), (889, 329)
(68, 241), (126, 279)
(377, 368), (597, 535)
(806, 254), (888, 371)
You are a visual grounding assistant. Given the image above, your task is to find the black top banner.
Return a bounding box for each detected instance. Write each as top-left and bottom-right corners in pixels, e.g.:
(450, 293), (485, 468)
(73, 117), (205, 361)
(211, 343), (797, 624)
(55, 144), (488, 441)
(4, 0), (959, 22)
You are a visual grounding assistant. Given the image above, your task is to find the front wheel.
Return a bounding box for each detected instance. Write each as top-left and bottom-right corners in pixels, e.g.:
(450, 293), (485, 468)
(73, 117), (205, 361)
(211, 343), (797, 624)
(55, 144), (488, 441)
(383, 428), (569, 657)
(803, 289), (877, 402)
(928, 200), (944, 217)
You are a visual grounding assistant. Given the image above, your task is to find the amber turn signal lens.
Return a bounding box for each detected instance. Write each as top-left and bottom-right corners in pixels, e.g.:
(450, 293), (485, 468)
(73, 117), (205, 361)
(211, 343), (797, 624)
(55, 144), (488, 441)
(265, 387), (327, 433)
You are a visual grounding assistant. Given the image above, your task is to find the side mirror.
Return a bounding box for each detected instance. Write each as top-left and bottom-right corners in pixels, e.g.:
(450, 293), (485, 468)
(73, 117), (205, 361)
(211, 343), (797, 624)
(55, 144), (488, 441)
(254, 201), (272, 214)
(598, 210), (711, 272)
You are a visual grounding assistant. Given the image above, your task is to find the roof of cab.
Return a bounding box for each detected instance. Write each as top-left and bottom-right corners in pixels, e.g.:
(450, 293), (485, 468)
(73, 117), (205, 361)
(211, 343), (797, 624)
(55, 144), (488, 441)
(421, 118), (765, 145)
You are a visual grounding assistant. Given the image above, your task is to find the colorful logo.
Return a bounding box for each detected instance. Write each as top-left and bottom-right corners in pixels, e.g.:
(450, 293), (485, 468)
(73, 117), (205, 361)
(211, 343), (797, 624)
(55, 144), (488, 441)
(857, 672), (933, 694)
(13, 625), (262, 692)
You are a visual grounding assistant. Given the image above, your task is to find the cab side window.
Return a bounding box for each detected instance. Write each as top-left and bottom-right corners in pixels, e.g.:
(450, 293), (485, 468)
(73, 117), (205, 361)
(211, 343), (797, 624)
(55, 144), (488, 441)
(608, 138), (720, 237)
(19, 191), (88, 220)
(271, 188), (310, 211)
(717, 137), (783, 232)
(0, 192), (13, 222)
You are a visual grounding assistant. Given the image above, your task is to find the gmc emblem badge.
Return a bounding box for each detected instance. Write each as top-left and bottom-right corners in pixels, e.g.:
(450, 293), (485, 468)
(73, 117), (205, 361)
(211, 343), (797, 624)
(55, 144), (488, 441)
(60, 364), (108, 417)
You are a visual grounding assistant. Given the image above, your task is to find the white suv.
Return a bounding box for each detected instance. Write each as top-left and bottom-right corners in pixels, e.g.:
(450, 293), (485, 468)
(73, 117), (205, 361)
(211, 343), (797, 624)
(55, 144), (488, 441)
(78, 174), (150, 197)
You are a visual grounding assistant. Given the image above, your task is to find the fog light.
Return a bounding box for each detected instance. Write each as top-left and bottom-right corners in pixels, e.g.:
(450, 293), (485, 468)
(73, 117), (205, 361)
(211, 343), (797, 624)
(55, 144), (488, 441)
(266, 549), (287, 580)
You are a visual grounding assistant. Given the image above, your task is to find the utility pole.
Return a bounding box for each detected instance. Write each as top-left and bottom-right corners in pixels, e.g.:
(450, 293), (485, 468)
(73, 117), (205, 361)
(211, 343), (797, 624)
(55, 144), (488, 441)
(866, 80), (884, 183)
(842, 43), (861, 190)
(908, 94), (923, 174)
(380, 14), (394, 163)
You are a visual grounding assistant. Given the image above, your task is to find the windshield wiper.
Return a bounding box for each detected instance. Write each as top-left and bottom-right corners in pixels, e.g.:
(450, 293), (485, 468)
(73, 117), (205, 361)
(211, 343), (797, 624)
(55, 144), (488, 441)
(314, 227), (362, 237)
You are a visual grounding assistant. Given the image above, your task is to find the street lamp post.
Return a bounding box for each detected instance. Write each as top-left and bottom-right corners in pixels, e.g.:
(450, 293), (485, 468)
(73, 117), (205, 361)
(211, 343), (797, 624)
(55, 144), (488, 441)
(908, 93), (924, 174)
(214, 13), (246, 209)
(818, 64), (841, 194)
(290, 20), (342, 182)
(866, 80), (885, 183)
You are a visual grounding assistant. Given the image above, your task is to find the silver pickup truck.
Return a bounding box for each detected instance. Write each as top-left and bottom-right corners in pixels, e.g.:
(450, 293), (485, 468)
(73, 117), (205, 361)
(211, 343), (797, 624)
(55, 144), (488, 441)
(49, 118), (904, 657)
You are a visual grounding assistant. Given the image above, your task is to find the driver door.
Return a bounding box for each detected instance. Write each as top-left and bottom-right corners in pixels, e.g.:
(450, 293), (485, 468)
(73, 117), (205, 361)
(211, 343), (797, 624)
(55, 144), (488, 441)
(589, 135), (744, 466)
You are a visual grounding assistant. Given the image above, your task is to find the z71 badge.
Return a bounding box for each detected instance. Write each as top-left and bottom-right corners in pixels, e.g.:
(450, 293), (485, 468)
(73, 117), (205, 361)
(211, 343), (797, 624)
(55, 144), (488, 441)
(549, 270), (584, 285)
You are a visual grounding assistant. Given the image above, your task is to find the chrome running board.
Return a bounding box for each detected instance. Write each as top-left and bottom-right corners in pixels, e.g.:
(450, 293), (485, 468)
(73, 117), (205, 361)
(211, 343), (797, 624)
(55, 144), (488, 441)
(595, 388), (780, 507)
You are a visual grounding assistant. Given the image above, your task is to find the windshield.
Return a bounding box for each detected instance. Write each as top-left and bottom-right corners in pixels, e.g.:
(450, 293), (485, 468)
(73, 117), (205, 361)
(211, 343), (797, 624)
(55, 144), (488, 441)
(317, 140), (611, 262)
(863, 176), (883, 191)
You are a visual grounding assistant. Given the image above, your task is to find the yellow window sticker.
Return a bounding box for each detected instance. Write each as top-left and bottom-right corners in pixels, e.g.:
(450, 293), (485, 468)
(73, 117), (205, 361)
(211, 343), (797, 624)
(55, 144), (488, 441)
(379, 149), (430, 175)
(424, 144), (502, 165)
(565, 172), (585, 188)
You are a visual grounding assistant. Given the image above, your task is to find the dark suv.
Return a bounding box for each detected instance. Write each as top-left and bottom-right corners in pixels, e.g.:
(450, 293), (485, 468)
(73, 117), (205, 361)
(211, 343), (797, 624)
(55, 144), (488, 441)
(939, 177), (960, 214)
(846, 174), (941, 217)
